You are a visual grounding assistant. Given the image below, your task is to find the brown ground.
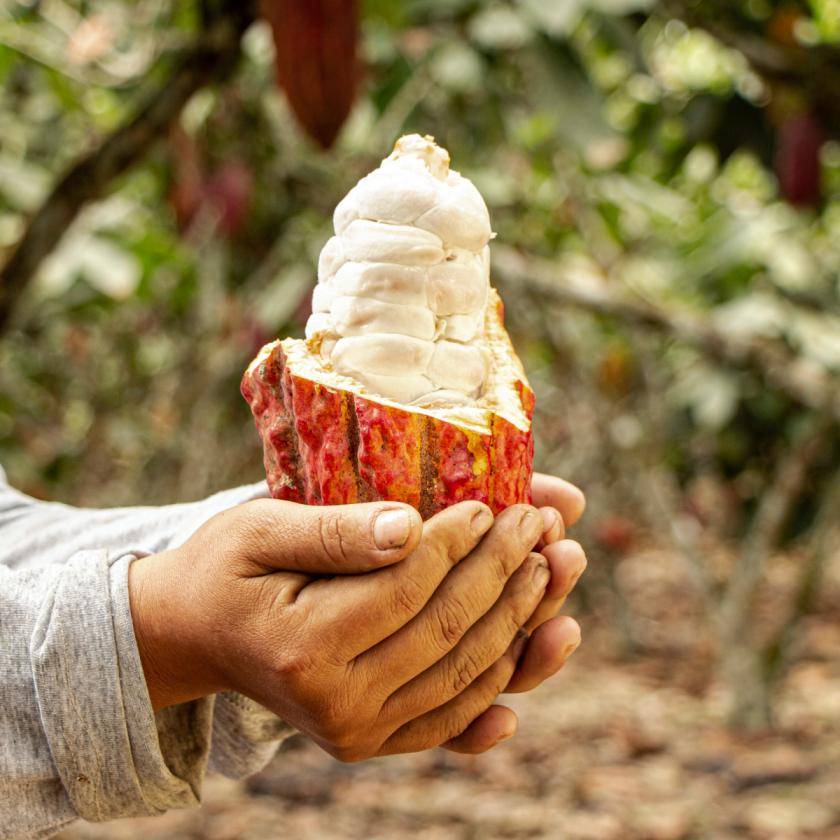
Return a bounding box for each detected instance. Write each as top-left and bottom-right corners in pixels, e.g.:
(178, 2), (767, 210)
(57, 546), (840, 840)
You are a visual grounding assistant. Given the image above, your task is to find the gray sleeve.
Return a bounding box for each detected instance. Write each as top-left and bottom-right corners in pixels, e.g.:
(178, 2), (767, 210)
(0, 467), (292, 837)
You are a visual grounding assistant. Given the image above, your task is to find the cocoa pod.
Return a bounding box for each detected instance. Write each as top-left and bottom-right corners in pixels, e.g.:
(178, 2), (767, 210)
(261, 0), (359, 149)
(775, 112), (824, 207)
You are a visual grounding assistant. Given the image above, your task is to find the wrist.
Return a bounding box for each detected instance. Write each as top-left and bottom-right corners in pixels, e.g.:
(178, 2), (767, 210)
(128, 549), (226, 710)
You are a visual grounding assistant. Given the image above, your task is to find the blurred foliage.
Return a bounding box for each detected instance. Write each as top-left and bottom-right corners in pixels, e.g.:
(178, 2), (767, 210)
(0, 0), (838, 523)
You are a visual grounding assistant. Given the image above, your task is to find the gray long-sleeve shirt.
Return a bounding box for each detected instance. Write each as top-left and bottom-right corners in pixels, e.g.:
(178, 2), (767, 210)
(0, 465), (292, 838)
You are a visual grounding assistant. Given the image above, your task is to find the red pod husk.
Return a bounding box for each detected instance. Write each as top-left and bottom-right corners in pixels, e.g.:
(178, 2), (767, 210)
(242, 290), (534, 518)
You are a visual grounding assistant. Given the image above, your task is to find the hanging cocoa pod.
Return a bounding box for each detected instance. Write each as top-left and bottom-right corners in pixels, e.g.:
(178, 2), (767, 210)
(775, 112), (824, 208)
(260, 0), (359, 149)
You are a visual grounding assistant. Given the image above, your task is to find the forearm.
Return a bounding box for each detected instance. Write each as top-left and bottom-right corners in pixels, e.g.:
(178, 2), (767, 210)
(0, 554), (209, 837)
(0, 469), (293, 828)
(0, 475), (269, 572)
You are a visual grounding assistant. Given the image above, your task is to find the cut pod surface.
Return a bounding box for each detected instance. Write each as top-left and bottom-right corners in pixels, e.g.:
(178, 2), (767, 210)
(242, 135), (534, 517)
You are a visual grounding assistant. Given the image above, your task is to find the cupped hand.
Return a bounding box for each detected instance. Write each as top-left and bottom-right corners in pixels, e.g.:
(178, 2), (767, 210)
(129, 495), (564, 761)
(129, 471), (587, 760)
(503, 472), (587, 689)
(444, 472), (587, 753)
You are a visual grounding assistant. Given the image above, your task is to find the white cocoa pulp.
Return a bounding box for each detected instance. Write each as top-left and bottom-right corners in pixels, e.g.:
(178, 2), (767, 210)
(305, 134), (493, 406)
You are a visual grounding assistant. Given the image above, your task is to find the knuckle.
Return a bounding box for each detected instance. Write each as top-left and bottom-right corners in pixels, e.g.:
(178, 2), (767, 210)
(504, 605), (527, 640)
(414, 657), (515, 749)
(392, 573), (428, 618)
(432, 595), (473, 651)
(490, 548), (514, 585)
(318, 512), (349, 568)
(449, 648), (484, 695)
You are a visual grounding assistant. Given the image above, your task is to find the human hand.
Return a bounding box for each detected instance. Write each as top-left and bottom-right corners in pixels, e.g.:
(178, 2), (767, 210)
(441, 472), (588, 752)
(129, 496), (572, 760)
(504, 472), (587, 691)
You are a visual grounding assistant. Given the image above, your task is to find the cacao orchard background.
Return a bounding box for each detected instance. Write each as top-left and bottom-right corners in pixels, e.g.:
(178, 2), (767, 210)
(2, 1), (840, 837)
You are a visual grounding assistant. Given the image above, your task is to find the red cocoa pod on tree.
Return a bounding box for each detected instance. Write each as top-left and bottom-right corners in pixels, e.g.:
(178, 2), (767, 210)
(241, 290), (535, 518)
(775, 112), (824, 207)
(261, 0), (359, 149)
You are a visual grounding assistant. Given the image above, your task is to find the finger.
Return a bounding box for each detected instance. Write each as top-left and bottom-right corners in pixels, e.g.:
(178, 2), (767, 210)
(524, 539), (587, 633)
(297, 501), (494, 657)
(530, 473), (586, 527)
(442, 705), (518, 754)
(504, 616), (581, 694)
(233, 498), (423, 575)
(383, 555), (549, 721)
(537, 506), (565, 549)
(377, 633), (526, 756)
(358, 505), (544, 689)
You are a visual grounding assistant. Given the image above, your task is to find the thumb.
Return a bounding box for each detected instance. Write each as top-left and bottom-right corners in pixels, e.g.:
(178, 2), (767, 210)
(236, 498), (423, 575)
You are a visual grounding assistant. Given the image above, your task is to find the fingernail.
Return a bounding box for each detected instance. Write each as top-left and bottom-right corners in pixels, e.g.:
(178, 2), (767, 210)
(533, 558), (550, 588)
(540, 508), (558, 535)
(535, 567), (550, 590)
(495, 727), (515, 744)
(373, 509), (412, 549)
(563, 638), (581, 659)
(471, 507), (493, 536)
(518, 508), (539, 535)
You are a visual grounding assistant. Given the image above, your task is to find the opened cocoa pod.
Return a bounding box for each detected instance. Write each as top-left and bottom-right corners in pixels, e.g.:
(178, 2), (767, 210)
(242, 135), (534, 517)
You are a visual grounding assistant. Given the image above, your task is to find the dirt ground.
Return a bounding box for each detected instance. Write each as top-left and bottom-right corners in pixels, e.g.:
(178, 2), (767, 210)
(57, 546), (840, 840)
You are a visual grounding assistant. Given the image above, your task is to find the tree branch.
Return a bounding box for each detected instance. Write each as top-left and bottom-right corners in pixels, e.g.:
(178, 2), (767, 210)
(760, 470), (840, 687)
(720, 422), (831, 646)
(492, 246), (840, 425)
(634, 337), (719, 616)
(715, 421), (831, 728)
(0, 2), (256, 333)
